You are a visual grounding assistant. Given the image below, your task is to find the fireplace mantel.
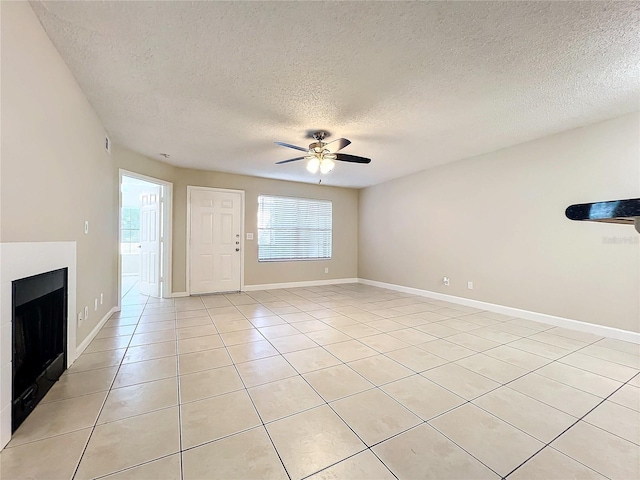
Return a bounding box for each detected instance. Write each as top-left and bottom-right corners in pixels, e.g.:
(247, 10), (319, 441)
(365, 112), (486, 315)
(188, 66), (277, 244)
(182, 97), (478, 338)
(0, 242), (77, 450)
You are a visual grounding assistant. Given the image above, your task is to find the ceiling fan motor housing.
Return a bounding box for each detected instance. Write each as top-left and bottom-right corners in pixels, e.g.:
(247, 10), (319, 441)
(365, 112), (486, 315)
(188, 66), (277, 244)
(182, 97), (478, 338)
(309, 142), (325, 152)
(312, 131), (328, 142)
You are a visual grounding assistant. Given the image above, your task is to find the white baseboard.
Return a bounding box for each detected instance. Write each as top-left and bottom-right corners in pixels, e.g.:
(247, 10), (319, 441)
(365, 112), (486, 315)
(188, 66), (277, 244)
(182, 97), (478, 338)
(171, 292), (189, 298)
(74, 306), (119, 359)
(358, 278), (640, 344)
(244, 278), (359, 292)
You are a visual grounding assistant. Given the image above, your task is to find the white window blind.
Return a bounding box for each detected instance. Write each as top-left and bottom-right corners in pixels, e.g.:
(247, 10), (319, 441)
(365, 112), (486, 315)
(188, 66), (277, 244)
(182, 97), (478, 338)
(258, 195), (332, 262)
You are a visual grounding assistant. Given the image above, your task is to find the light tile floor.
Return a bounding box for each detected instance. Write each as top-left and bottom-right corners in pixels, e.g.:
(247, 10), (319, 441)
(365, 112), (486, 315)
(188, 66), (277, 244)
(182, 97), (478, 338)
(2, 283), (639, 479)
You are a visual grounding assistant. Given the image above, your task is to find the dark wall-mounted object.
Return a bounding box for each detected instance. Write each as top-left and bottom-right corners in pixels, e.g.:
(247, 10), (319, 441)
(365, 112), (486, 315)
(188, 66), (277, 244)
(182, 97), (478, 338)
(565, 198), (640, 233)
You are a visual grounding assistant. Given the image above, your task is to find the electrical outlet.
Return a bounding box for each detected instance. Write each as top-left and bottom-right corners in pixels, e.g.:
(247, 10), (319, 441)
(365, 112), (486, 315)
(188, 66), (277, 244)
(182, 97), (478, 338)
(100, 293), (104, 305)
(324, 268), (329, 274)
(443, 276), (450, 286)
(94, 299), (98, 311)
(246, 233), (254, 240)
(467, 281), (474, 290)
(84, 306), (89, 321)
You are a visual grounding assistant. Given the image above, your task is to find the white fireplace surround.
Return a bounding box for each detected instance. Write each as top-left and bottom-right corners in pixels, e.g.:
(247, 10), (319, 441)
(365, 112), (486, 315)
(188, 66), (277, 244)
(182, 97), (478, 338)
(0, 242), (77, 450)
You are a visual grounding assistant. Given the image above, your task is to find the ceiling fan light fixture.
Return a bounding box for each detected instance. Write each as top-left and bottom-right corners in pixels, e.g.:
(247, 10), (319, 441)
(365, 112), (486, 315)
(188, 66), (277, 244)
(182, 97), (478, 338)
(274, 133), (371, 169)
(320, 158), (335, 174)
(306, 156), (320, 173)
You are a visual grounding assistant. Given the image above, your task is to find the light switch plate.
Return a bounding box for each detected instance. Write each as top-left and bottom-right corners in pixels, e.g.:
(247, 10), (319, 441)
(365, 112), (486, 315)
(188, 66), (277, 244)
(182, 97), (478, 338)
(246, 233), (254, 240)
(84, 221), (89, 234)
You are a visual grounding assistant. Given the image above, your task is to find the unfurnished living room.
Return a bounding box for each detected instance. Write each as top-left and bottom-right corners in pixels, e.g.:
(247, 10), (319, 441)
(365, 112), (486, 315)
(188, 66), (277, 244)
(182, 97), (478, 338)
(1, 1), (639, 479)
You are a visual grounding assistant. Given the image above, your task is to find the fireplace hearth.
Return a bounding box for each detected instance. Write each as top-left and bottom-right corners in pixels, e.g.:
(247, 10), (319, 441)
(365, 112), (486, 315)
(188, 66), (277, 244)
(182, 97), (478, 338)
(12, 268), (68, 432)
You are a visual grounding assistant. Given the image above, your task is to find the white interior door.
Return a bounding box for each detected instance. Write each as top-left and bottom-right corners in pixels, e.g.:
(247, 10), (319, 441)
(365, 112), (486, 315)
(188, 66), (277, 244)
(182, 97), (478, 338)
(189, 189), (242, 294)
(139, 186), (162, 297)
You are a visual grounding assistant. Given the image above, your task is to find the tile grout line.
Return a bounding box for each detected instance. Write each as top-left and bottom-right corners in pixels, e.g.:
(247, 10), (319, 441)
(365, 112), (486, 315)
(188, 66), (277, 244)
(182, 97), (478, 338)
(233, 299), (392, 479)
(175, 297), (193, 480)
(264, 322), (465, 480)
(373, 317), (628, 478)
(70, 294), (152, 480)
(217, 294), (293, 480)
(502, 371), (640, 479)
(237, 292), (372, 479)
(105, 294), (221, 477)
(344, 308), (634, 479)
(431, 329), (622, 451)
(91, 453), (179, 480)
(88, 288), (180, 480)
(489, 332), (630, 411)
(414, 323), (619, 404)
(366, 322), (554, 478)
(461, 337), (636, 478)
(80, 293), (182, 479)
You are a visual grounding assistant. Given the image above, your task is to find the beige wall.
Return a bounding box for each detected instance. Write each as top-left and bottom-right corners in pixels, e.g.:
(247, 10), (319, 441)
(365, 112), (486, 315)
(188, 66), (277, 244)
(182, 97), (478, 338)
(114, 145), (177, 185)
(359, 113), (640, 332)
(114, 148), (359, 292)
(1, 2), (118, 344)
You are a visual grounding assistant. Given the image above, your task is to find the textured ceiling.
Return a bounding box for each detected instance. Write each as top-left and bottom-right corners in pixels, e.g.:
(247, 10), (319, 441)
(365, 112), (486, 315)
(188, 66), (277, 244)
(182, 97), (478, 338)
(31, 1), (640, 188)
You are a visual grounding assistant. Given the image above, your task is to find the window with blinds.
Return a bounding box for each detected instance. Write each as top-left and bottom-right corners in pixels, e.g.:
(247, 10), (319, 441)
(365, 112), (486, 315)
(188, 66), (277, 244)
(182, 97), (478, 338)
(257, 195), (332, 262)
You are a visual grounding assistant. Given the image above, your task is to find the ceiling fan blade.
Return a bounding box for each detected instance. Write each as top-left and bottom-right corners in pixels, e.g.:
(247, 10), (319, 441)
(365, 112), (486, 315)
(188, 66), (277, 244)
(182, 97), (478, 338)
(274, 141), (309, 153)
(334, 153), (371, 164)
(324, 138), (351, 153)
(275, 156), (306, 165)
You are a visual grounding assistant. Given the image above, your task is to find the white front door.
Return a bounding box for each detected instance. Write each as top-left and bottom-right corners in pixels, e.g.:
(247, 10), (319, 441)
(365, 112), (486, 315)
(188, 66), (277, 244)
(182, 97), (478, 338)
(189, 188), (242, 294)
(139, 187), (162, 297)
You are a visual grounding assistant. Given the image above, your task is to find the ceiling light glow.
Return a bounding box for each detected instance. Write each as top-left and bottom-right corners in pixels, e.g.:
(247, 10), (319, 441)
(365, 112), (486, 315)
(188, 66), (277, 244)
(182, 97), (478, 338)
(320, 158), (335, 174)
(306, 157), (320, 173)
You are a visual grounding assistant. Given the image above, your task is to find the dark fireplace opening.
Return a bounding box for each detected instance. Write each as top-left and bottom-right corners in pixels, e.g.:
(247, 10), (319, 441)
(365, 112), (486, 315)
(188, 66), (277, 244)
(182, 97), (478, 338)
(12, 268), (67, 432)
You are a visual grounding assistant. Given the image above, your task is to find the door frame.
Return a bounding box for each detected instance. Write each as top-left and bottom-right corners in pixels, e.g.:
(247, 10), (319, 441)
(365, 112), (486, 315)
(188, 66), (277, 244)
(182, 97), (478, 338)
(186, 186), (245, 295)
(118, 169), (173, 307)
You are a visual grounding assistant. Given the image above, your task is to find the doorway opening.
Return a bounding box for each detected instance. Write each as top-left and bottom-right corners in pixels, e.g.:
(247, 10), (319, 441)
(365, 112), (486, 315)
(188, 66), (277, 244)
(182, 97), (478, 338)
(119, 171), (173, 305)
